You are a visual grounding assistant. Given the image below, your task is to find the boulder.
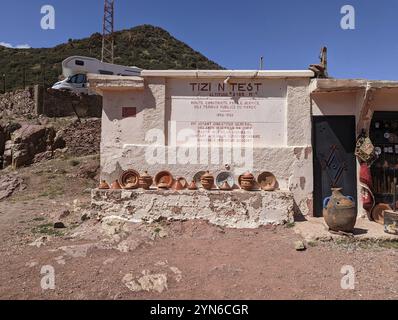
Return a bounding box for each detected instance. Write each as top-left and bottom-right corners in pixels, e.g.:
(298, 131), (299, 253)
(0, 174), (25, 201)
(54, 222), (66, 229)
(13, 124), (50, 146)
(53, 131), (66, 150)
(5, 122), (22, 138)
(7, 124), (57, 168)
(12, 148), (30, 169)
(3, 140), (13, 168)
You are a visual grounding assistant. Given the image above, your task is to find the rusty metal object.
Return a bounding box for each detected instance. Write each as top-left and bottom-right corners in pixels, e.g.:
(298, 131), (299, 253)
(99, 180), (110, 190)
(309, 46), (328, 78)
(155, 171), (174, 188)
(323, 188), (357, 233)
(139, 171), (153, 190)
(120, 169), (140, 189)
(240, 172), (256, 191)
(110, 180), (122, 190)
(258, 172), (277, 191)
(201, 171), (215, 190)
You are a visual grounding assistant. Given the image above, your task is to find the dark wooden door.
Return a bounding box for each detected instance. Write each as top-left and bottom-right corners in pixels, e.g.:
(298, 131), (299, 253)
(313, 116), (357, 217)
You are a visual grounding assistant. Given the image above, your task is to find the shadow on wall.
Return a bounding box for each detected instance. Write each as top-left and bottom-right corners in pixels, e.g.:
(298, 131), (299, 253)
(41, 88), (103, 118)
(101, 161), (125, 184)
(0, 85), (103, 118)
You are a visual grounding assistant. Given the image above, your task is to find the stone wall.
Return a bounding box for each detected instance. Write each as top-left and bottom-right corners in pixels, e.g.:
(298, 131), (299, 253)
(0, 86), (102, 118)
(40, 88), (102, 118)
(0, 88), (35, 117)
(0, 123), (68, 169)
(97, 76), (314, 217)
(92, 189), (295, 228)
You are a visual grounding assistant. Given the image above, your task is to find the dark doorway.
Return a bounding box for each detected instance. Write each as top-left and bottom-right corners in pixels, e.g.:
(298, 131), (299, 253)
(313, 116), (357, 217)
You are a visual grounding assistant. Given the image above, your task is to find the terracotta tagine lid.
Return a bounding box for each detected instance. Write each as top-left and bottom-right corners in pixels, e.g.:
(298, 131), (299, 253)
(120, 169), (140, 189)
(220, 181), (232, 191)
(139, 171), (153, 190)
(257, 172), (277, 191)
(240, 172), (255, 191)
(155, 171), (174, 188)
(110, 180), (122, 190)
(99, 180), (110, 190)
(188, 180), (198, 191)
(158, 182), (170, 190)
(172, 179), (185, 191)
(201, 171), (215, 190)
(177, 177), (188, 189)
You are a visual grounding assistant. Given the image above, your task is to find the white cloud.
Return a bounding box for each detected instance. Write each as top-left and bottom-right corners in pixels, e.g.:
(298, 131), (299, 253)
(0, 42), (31, 49)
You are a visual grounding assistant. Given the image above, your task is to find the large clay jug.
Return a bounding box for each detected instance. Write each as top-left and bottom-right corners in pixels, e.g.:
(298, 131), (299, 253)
(323, 188), (357, 233)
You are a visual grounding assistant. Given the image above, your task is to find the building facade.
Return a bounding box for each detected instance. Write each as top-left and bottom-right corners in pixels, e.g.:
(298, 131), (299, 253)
(88, 71), (398, 220)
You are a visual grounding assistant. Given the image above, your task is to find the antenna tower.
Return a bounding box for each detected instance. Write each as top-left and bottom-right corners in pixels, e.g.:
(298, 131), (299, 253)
(102, 0), (114, 63)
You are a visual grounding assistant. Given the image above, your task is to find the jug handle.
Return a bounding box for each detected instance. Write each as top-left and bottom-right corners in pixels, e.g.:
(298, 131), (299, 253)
(323, 197), (331, 209)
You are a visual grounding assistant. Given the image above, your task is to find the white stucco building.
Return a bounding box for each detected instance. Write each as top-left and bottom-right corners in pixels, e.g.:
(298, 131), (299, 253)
(88, 70), (398, 223)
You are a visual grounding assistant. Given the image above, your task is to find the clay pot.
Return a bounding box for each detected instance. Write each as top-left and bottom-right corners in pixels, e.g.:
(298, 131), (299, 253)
(99, 180), (110, 190)
(110, 180), (122, 190)
(177, 177), (188, 189)
(172, 179), (185, 191)
(216, 172), (235, 189)
(120, 170), (140, 189)
(193, 171), (206, 188)
(240, 172), (255, 191)
(258, 172), (277, 191)
(220, 181), (232, 191)
(201, 171), (214, 190)
(154, 171), (174, 188)
(323, 188), (357, 233)
(139, 171), (153, 190)
(188, 180), (198, 191)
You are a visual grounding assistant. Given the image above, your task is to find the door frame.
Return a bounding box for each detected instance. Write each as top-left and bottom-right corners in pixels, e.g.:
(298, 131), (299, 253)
(312, 115), (358, 217)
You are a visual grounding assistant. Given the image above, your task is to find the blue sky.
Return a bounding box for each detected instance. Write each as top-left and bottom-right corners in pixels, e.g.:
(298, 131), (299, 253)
(1, 0), (398, 80)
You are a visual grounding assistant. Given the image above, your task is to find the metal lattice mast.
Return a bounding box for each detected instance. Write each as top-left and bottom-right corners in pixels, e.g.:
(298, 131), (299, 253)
(102, 0), (114, 63)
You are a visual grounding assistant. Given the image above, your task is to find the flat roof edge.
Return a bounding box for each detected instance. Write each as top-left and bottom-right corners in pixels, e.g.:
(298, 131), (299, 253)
(140, 70), (315, 78)
(310, 78), (398, 93)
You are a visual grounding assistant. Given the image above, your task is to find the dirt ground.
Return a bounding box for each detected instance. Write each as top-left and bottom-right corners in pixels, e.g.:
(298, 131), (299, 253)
(0, 156), (397, 300)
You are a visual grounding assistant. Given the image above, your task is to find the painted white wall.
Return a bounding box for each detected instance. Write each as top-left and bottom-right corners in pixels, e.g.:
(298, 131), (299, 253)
(98, 75), (314, 216)
(312, 92), (357, 116)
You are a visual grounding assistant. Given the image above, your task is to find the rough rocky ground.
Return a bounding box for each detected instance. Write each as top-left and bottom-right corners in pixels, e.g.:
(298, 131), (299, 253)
(0, 115), (100, 170)
(0, 156), (397, 300)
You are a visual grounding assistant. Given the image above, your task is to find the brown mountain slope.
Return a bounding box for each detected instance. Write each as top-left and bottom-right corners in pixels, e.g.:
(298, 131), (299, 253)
(0, 24), (223, 92)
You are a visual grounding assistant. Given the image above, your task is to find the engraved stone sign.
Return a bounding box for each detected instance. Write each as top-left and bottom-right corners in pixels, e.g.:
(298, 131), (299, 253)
(169, 79), (287, 147)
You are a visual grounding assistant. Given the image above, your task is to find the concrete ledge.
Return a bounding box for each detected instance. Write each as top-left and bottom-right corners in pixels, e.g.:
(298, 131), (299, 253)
(91, 189), (295, 229)
(88, 74), (145, 94)
(294, 217), (398, 242)
(141, 70), (314, 79)
(310, 78), (398, 93)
